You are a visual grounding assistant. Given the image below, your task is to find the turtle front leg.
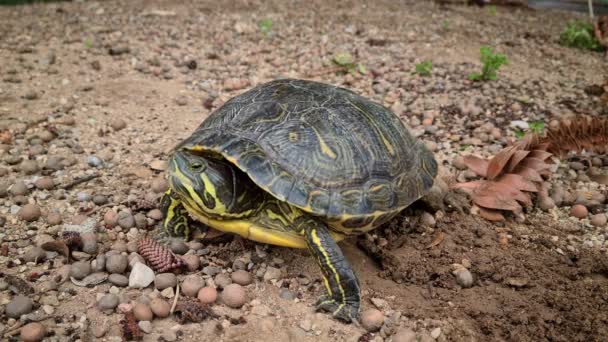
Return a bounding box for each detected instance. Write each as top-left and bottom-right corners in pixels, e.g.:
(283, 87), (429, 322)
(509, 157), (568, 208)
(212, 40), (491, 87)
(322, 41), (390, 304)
(158, 190), (209, 242)
(296, 217), (361, 323)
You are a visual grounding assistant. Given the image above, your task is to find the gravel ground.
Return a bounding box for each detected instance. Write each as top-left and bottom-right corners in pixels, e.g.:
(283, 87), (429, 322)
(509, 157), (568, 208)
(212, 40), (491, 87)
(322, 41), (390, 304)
(0, 0), (606, 341)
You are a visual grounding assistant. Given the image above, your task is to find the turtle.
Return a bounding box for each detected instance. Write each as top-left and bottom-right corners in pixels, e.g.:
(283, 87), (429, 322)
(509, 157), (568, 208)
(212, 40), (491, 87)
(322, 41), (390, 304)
(158, 78), (437, 323)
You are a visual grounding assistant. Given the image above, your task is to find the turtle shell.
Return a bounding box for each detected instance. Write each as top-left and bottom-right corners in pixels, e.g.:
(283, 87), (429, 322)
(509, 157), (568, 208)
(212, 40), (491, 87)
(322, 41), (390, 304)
(179, 79), (437, 229)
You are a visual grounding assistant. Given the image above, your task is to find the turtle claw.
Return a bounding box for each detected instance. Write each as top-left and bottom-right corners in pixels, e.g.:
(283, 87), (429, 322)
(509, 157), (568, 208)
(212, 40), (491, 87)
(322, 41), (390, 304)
(315, 296), (360, 323)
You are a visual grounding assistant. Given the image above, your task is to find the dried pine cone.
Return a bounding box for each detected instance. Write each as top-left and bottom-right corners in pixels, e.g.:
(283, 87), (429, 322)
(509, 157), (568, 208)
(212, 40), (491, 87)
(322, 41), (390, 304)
(174, 298), (218, 324)
(120, 311), (143, 341)
(131, 198), (157, 211)
(137, 238), (186, 273)
(61, 231), (83, 251)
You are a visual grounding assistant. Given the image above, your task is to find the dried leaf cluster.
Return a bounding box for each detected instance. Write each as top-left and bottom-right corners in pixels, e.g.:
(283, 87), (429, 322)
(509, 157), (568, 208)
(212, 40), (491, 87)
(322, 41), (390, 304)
(544, 115), (608, 157)
(173, 298), (218, 324)
(137, 238), (186, 273)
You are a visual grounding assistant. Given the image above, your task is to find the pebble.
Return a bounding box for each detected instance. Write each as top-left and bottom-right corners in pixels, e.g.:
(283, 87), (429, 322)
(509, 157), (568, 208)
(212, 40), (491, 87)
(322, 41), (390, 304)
(77, 192), (91, 202)
(70, 261), (92, 280)
(117, 211), (135, 229)
(133, 303), (153, 321)
(97, 294), (119, 311)
(104, 209), (118, 227)
(10, 181), (28, 196)
(263, 266), (282, 281)
(23, 246), (46, 263)
(20, 160), (39, 174)
(590, 214), (607, 227)
(221, 284), (247, 308)
(214, 273), (232, 289)
(538, 194), (555, 211)
(181, 254), (200, 271)
(110, 119), (127, 131)
(169, 239), (189, 255)
(182, 275), (205, 297)
(138, 321), (152, 334)
(198, 286), (218, 304)
(151, 178), (169, 193)
(392, 328), (417, 342)
(95, 254), (106, 272)
(570, 204), (588, 219)
(231, 270), (253, 286)
(81, 232), (98, 254)
(279, 288), (295, 301)
(155, 273), (177, 290)
(87, 155), (103, 167)
(34, 177), (54, 190)
(129, 262), (155, 288)
(18, 203), (41, 222)
(430, 327), (442, 339)
(203, 265), (221, 276)
(20, 322), (46, 342)
(6, 295), (33, 318)
(92, 194), (108, 205)
(24, 89), (39, 100)
(106, 254), (128, 274)
(108, 274), (129, 287)
(149, 298), (171, 318)
(456, 269), (474, 288)
(134, 213), (147, 229)
(361, 308), (384, 332)
(147, 209), (163, 221)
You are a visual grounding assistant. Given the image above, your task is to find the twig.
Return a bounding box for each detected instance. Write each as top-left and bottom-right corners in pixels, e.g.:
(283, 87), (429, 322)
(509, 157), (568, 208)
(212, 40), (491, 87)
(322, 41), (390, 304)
(170, 283), (180, 314)
(61, 173), (100, 190)
(589, 0), (594, 19)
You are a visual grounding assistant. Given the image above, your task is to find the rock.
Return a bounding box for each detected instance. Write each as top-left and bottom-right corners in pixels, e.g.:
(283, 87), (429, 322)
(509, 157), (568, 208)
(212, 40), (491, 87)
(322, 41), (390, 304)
(70, 261), (92, 280)
(279, 288), (295, 301)
(430, 327), (441, 339)
(117, 211), (135, 229)
(539, 194), (555, 211)
(23, 246), (46, 263)
(6, 295), (33, 318)
(361, 308), (384, 332)
(24, 90), (39, 100)
(87, 155), (103, 168)
(92, 194), (108, 205)
(202, 265), (220, 276)
(46, 212), (62, 225)
(198, 286), (218, 304)
(590, 214), (607, 227)
(108, 274), (129, 287)
(231, 270), (253, 286)
(34, 177), (54, 190)
(393, 328), (417, 342)
(215, 273), (232, 290)
(221, 284), (247, 308)
(455, 269), (474, 288)
(570, 204), (588, 219)
(98, 294), (119, 311)
(81, 232), (98, 254)
(129, 262), (155, 288)
(149, 298), (170, 318)
(95, 254), (106, 272)
(182, 275), (205, 297)
(420, 212), (436, 226)
(169, 240), (188, 255)
(161, 331), (177, 342)
(18, 204), (41, 222)
(10, 181), (28, 196)
(133, 303), (153, 321)
(138, 321), (152, 334)
(20, 160), (39, 174)
(110, 119), (127, 131)
(155, 273), (177, 290)
(151, 178), (168, 193)
(299, 319), (312, 332)
(20, 322), (46, 342)
(104, 209), (118, 227)
(263, 266), (282, 281)
(134, 213), (147, 229)
(181, 254), (200, 272)
(147, 209), (163, 221)
(106, 254), (128, 274)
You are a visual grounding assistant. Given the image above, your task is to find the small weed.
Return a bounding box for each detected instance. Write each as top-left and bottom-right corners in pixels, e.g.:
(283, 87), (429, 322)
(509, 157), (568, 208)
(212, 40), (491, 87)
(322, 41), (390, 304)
(529, 121), (545, 135)
(468, 46), (508, 82)
(258, 18), (273, 36)
(332, 52), (367, 75)
(559, 20), (603, 51)
(514, 129), (526, 139)
(487, 5), (497, 16)
(442, 20), (449, 30)
(84, 40), (93, 49)
(414, 60), (433, 77)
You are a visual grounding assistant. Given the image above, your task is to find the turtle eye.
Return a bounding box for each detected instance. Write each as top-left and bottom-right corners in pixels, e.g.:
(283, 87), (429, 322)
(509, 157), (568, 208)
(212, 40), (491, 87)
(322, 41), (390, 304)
(190, 162), (205, 171)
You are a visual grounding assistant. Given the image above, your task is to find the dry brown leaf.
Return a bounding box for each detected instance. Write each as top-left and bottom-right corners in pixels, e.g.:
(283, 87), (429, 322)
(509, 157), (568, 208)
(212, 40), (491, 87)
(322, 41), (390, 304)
(589, 173), (608, 185)
(463, 155), (489, 177)
(486, 146), (517, 180)
(506, 150), (530, 173)
(514, 166), (544, 182)
(478, 207), (505, 221)
(527, 150), (552, 161)
(426, 232), (445, 249)
(496, 174), (539, 193)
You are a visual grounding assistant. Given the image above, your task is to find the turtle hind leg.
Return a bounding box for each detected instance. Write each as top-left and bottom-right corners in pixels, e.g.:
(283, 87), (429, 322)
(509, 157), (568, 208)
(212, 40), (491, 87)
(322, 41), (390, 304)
(156, 190), (209, 244)
(297, 217), (361, 323)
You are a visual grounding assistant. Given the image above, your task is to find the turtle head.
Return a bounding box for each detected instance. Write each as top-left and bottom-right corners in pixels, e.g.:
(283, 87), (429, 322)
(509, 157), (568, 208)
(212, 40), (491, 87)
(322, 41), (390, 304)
(167, 148), (262, 219)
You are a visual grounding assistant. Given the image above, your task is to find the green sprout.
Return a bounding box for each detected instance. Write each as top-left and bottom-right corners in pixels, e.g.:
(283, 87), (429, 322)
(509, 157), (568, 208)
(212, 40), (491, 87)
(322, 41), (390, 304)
(332, 52), (367, 75)
(529, 121), (545, 135)
(414, 60), (433, 77)
(258, 18), (273, 36)
(513, 129), (526, 139)
(559, 20), (603, 51)
(84, 40), (93, 49)
(468, 46), (508, 82)
(442, 20), (449, 30)
(487, 5), (497, 16)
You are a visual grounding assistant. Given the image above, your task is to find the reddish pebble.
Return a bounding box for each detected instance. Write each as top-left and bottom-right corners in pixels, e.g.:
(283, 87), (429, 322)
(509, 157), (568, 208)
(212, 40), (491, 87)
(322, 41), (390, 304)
(20, 322), (46, 342)
(221, 284), (247, 308)
(570, 204), (588, 219)
(361, 308), (384, 332)
(198, 286), (218, 304)
(149, 298), (170, 318)
(133, 303), (153, 321)
(590, 214), (607, 227)
(181, 254), (200, 272)
(231, 270), (252, 286)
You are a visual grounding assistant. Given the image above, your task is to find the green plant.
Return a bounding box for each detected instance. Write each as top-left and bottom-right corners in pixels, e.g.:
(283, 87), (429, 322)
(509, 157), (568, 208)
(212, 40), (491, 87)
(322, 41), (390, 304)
(559, 20), (603, 51)
(84, 40), (93, 49)
(442, 20), (449, 30)
(529, 121), (545, 135)
(514, 129), (525, 139)
(258, 18), (273, 36)
(468, 46), (508, 82)
(415, 60), (433, 77)
(332, 52), (367, 75)
(487, 5), (497, 16)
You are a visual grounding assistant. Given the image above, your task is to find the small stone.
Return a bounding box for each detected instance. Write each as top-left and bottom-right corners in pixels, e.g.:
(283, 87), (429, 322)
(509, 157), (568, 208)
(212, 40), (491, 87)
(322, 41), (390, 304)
(129, 262), (155, 288)
(138, 320), (152, 334)
(169, 240), (189, 255)
(393, 328), (417, 342)
(87, 155), (103, 168)
(97, 294), (119, 311)
(590, 214), (607, 227)
(198, 286), (218, 304)
(92, 194), (108, 205)
(20, 322), (46, 342)
(110, 119), (127, 131)
(108, 274), (129, 287)
(34, 177), (54, 190)
(221, 284), (247, 308)
(539, 194), (555, 211)
(161, 331), (177, 342)
(149, 298), (170, 318)
(151, 178), (168, 193)
(361, 308), (384, 332)
(182, 275), (205, 297)
(420, 212), (435, 226)
(133, 303), (153, 321)
(106, 254), (128, 274)
(299, 319), (312, 332)
(24, 90), (39, 100)
(231, 270), (252, 286)
(81, 232), (98, 254)
(18, 204), (41, 222)
(570, 204), (588, 219)
(104, 209), (118, 227)
(263, 266), (282, 281)
(181, 254), (200, 272)
(455, 268), (474, 288)
(23, 246), (46, 263)
(134, 213), (147, 229)
(117, 211), (135, 229)
(70, 261), (92, 280)
(430, 327), (441, 339)
(155, 273), (177, 290)
(214, 273), (232, 289)
(203, 265), (220, 276)
(147, 209), (163, 221)
(278, 288), (295, 301)
(6, 295), (33, 318)
(10, 181), (28, 196)
(20, 160), (39, 174)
